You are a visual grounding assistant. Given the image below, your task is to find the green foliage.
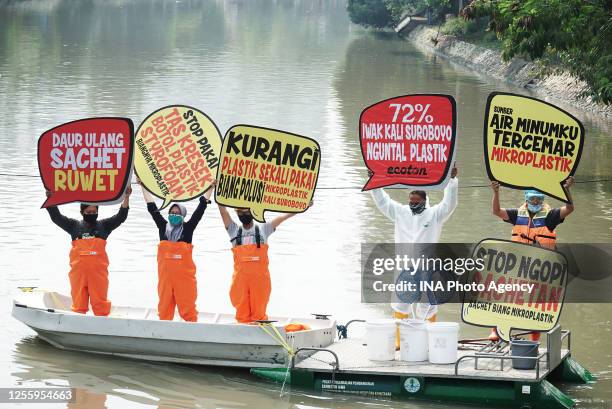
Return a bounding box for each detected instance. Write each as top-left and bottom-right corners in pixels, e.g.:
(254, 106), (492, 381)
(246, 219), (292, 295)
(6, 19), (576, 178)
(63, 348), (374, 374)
(441, 16), (478, 36)
(389, 0), (452, 22)
(422, 0), (453, 22)
(347, 0), (453, 28)
(347, 0), (395, 28)
(385, 0), (417, 23)
(464, 0), (612, 104)
(441, 16), (500, 47)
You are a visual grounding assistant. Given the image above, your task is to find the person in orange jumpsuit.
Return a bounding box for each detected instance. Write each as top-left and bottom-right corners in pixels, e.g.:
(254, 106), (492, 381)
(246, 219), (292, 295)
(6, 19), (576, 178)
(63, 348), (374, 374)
(218, 204), (311, 323)
(489, 177), (575, 341)
(139, 180), (213, 322)
(45, 187), (132, 316)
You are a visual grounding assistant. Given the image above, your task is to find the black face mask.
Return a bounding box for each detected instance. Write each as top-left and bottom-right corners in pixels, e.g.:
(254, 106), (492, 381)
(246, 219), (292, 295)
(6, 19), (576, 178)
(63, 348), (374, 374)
(409, 201), (426, 215)
(83, 213), (98, 224)
(238, 213), (253, 225)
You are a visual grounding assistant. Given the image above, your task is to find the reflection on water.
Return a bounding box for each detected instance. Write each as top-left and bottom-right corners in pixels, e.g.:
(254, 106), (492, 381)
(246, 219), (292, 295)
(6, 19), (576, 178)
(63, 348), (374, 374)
(1, 0), (611, 408)
(12, 336), (465, 409)
(12, 337), (274, 408)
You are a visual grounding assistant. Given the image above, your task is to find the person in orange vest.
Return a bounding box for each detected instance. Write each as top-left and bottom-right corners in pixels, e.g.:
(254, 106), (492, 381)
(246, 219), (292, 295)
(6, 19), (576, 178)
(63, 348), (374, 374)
(44, 187), (132, 316)
(138, 179), (214, 322)
(217, 204), (311, 323)
(491, 177), (575, 249)
(490, 177), (575, 341)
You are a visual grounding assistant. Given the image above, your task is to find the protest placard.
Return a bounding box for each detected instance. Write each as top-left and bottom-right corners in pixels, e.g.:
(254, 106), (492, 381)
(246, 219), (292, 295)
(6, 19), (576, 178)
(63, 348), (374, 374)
(462, 239), (568, 341)
(134, 105), (222, 208)
(484, 92), (584, 202)
(38, 117), (134, 207)
(360, 94), (456, 190)
(215, 125), (320, 222)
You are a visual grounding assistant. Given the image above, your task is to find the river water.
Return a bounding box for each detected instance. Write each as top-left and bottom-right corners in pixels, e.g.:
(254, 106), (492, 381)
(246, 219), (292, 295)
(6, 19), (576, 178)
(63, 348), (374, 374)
(0, 0), (611, 408)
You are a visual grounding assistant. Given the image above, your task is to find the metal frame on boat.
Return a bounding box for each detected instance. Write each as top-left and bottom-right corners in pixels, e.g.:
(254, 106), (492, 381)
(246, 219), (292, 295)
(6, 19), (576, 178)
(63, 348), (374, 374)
(251, 325), (594, 409)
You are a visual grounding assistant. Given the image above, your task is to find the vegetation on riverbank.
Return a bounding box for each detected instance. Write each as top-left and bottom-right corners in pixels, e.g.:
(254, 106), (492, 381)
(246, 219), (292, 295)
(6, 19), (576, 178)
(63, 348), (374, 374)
(440, 16), (499, 49)
(347, 0), (453, 28)
(347, 0), (612, 105)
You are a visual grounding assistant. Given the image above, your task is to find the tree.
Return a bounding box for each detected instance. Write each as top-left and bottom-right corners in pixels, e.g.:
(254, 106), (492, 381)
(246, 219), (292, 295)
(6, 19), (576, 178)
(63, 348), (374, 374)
(463, 0), (612, 104)
(387, 0), (452, 23)
(347, 0), (395, 29)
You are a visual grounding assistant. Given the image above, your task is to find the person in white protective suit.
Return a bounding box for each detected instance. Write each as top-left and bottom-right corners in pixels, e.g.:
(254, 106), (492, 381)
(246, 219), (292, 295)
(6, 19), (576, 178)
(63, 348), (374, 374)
(370, 165), (459, 348)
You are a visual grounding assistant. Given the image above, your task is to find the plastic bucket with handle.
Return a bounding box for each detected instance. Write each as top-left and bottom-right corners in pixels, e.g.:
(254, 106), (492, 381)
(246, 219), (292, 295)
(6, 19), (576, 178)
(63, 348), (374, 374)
(365, 319), (397, 361)
(399, 319), (428, 362)
(510, 340), (539, 370)
(427, 322), (459, 364)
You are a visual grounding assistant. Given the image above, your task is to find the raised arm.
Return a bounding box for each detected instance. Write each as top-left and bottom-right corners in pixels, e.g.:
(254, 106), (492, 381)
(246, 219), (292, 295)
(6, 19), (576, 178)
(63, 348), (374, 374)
(137, 180), (167, 229)
(44, 190), (77, 234)
(120, 186), (131, 208)
(101, 187), (131, 232)
(203, 181), (215, 200)
(185, 181), (215, 229)
(270, 201), (312, 230)
(218, 205), (233, 230)
(370, 189), (401, 221)
(434, 165), (459, 224)
(185, 196), (208, 229)
(491, 181), (509, 221)
(139, 178), (156, 204)
(270, 213), (296, 230)
(559, 176), (575, 219)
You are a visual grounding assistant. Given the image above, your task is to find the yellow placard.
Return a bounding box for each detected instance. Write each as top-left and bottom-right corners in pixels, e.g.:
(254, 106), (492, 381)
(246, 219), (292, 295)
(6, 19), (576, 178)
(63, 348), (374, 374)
(484, 93), (584, 202)
(462, 239), (568, 341)
(134, 105), (222, 209)
(215, 125), (320, 222)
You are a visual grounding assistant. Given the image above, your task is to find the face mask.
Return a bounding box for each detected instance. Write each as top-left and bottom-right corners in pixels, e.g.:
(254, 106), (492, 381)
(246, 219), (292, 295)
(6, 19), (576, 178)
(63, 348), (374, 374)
(83, 213), (98, 224)
(238, 213), (253, 225)
(527, 203), (543, 213)
(409, 201), (426, 215)
(168, 214), (184, 226)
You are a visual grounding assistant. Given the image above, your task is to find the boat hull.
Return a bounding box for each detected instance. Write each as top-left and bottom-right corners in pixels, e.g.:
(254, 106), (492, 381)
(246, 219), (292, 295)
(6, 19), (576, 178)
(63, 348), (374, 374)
(12, 291), (335, 368)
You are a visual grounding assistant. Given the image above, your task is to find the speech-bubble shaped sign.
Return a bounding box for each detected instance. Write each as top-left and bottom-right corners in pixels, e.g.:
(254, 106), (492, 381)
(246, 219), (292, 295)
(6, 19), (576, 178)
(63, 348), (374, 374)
(462, 239), (568, 342)
(38, 117), (135, 208)
(484, 92), (584, 202)
(360, 94), (457, 191)
(215, 125), (320, 222)
(134, 105), (222, 209)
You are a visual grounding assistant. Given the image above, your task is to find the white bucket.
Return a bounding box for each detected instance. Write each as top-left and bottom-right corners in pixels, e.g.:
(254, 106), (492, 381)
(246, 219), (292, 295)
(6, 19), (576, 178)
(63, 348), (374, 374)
(365, 319), (397, 361)
(427, 322), (459, 364)
(399, 319), (428, 362)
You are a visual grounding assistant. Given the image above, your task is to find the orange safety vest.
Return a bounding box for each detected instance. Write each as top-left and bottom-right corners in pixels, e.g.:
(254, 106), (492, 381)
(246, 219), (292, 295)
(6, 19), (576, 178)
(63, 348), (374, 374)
(511, 204), (557, 249)
(157, 240), (198, 322)
(230, 226), (271, 323)
(68, 237), (111, 316)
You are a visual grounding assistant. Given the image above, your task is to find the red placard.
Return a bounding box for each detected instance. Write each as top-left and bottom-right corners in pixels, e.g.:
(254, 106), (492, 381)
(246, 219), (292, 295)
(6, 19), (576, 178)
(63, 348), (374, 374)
(38, 117), (134, 207)
(360, 94), (457, 190)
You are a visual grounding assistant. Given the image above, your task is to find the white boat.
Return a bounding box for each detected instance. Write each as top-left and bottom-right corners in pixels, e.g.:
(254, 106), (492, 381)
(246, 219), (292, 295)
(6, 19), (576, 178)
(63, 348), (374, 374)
(12, 289), (336, 368)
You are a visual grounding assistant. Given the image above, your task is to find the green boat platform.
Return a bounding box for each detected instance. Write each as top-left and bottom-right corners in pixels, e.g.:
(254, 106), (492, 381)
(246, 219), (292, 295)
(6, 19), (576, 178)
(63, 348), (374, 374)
(251, 326), (593, 409)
